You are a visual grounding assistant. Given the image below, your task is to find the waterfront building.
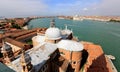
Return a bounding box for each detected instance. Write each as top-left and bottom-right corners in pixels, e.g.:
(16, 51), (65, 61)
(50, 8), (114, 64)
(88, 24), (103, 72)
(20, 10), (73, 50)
(1, 19), (84, 72)
(73, 15), (83, 21)
(0, 19), (116, 72)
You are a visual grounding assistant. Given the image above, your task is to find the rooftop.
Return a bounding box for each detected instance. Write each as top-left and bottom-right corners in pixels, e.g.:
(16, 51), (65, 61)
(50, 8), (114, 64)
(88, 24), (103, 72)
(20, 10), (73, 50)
(82, 42), (114, 72)
(57, 40), (84, 51)
(8, 42), (57, 72)
(5, 38), (28, 48)
(32, 35), (45, 43)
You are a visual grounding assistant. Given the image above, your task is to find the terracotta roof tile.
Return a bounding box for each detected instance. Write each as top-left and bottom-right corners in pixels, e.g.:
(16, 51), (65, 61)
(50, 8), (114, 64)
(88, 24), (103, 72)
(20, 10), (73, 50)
(82, 42), (113, 72)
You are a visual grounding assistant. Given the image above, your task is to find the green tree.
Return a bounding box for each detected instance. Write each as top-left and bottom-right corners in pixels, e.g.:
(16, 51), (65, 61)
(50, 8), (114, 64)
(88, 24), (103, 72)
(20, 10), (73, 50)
(11, 24), (21, 29)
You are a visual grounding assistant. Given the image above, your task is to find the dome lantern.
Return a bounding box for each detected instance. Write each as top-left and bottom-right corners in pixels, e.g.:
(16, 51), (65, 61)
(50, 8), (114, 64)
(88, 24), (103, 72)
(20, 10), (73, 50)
(50, 19), (55, 28)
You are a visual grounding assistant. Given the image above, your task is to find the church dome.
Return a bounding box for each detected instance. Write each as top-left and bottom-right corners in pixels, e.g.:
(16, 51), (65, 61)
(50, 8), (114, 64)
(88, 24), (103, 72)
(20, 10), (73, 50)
(45, 27), (61, 40)
(32, 35), (45, 43)
(57, 40), (84, 51)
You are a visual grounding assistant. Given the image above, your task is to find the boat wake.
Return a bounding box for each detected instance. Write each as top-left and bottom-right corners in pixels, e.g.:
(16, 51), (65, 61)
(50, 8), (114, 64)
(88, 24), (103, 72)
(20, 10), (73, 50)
(110, 32), (120, 37)
(64, 24), (79, 27)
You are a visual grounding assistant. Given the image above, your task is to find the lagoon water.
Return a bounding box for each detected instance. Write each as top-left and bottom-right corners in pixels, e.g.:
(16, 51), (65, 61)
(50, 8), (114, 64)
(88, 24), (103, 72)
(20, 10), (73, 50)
(28, 18), (120, 71)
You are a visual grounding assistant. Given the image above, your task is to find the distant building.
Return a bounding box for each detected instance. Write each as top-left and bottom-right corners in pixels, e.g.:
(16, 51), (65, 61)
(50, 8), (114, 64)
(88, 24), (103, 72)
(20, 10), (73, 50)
(73, 15), (83, 21)
(0, 19), (7, 24)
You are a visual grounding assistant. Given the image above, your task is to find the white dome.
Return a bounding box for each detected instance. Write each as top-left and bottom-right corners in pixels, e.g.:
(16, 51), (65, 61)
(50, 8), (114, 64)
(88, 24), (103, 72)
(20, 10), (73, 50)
(45, 27), (61, 40)
(32, 35), (45, 43)
(57, 40), (83, 51)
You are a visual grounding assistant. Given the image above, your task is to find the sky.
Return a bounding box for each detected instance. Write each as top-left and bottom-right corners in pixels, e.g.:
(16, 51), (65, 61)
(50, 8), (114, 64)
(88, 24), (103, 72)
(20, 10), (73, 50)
(0, 0), (120, 17)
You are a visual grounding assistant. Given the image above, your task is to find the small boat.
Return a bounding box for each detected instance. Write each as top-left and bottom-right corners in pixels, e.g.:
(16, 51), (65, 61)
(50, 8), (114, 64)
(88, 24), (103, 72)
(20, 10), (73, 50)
(106, 55), (115, 60)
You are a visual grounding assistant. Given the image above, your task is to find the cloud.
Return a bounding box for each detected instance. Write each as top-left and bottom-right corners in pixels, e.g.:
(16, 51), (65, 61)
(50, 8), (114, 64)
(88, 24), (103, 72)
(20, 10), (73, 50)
(84, 0), (120, 16)
(0, 0), (120, 17)
(83, 8), (88, 11)
(98, 0), (120, 15)
(0, 0), (48, 17)
(52, 1), (84, 15)
(51, 0), (101, 16)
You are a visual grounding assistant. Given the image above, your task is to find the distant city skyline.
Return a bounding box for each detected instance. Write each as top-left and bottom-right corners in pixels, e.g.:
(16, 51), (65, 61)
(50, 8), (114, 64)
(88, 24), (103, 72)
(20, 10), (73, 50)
(0, 0), (120, 17)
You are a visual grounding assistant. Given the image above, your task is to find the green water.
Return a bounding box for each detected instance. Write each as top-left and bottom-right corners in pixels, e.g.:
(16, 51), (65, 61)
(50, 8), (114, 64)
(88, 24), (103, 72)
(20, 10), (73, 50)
(28, 18), (120, 71)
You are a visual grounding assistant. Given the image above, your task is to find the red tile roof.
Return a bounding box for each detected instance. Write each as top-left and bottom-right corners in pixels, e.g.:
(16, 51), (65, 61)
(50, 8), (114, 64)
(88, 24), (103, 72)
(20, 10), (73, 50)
(81, 42), (113, 72)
